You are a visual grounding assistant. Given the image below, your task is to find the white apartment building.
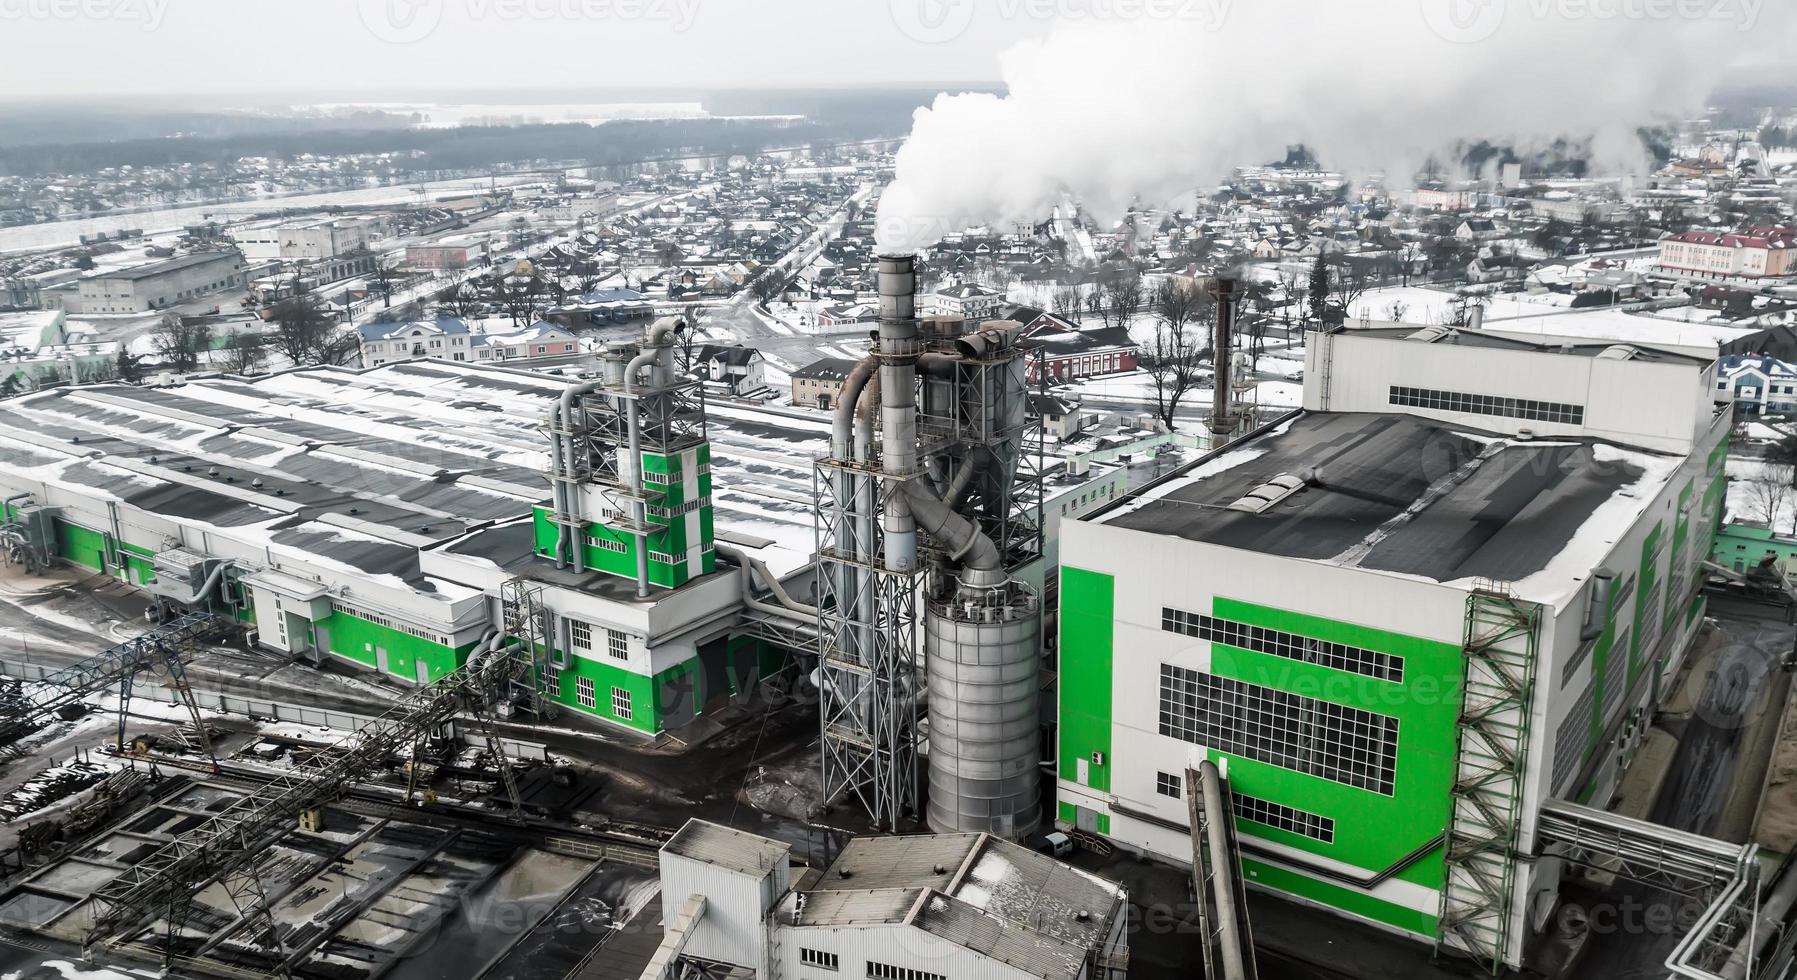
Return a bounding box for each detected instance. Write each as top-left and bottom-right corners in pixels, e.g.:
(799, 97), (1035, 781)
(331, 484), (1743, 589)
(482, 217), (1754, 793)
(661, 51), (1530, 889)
(1659, 226), (1797, 280)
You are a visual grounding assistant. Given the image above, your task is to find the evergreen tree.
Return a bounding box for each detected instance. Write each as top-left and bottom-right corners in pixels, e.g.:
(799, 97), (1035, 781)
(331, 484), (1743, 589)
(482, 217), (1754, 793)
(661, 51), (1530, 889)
(114, 346), (144, 383)
(1308, 253), (1332, 325)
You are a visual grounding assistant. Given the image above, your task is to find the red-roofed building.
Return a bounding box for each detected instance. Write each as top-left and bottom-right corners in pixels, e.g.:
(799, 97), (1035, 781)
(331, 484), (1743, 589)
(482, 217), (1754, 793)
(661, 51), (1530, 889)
(1658, 225), (1797, 279)
(1011, 308), (1140, 383)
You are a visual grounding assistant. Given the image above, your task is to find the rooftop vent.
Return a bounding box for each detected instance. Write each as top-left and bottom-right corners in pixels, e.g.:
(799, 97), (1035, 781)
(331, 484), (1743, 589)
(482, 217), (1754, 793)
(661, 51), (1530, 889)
(1406, 325), (1456, 344)
(1226, 472), (1310, 514)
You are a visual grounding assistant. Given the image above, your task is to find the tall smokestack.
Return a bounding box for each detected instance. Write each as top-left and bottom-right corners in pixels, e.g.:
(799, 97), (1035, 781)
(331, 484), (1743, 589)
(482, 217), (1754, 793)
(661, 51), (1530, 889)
(1211, 277), (1238, 446)
(878, 254), (921, 572)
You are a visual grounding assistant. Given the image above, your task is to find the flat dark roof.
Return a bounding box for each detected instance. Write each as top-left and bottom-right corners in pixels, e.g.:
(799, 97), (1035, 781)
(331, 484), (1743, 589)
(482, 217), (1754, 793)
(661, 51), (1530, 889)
(1098, 411), (1663, 585)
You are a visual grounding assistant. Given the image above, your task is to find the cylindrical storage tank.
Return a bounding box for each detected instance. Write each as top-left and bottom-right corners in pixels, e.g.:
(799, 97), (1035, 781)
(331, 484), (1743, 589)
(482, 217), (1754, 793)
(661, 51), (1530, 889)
(925, 585), (1043, 837)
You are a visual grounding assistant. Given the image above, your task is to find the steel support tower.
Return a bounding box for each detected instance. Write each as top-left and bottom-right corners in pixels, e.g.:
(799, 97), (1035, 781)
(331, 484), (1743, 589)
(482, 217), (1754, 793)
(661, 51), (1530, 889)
(1436, 583), (1541, 975)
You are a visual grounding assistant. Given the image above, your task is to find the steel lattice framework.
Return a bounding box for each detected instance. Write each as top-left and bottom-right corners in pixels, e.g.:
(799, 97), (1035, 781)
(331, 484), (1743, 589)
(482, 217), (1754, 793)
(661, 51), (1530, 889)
(0, 611), (223, 755)
(83, 644), (526, 968)
(1536, 799), (1761, 980)
(813, 458), (921, 831)
(1435, 584), (1540, 975)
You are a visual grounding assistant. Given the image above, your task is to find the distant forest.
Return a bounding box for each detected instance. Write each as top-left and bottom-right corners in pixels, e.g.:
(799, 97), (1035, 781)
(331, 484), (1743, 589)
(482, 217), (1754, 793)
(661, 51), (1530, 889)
(0, 87), (978, 178)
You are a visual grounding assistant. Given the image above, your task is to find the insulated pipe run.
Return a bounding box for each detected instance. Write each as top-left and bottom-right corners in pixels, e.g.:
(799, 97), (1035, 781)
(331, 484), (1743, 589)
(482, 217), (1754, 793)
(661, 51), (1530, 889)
(899, 478), (1004, 589)
(622, 316), (687, 598)
(551, 380), (606, 571)
(716, 543), (820, 620)
(1201, 761), (1249, 980)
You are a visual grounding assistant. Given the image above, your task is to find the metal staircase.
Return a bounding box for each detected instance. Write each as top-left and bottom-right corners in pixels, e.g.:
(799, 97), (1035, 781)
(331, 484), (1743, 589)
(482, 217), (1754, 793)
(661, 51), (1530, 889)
(1435, 583), (1541, 975)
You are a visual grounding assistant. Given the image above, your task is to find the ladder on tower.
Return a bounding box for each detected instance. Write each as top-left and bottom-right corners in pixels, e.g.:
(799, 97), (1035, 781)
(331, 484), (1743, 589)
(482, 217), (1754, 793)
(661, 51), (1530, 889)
(501, 576), (552, 717)
(1435, 583), (1541, 975)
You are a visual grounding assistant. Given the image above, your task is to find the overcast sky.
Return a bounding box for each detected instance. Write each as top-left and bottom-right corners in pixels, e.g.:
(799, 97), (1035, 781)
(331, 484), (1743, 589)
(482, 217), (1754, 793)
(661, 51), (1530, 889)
(0, 0), (1056, 100)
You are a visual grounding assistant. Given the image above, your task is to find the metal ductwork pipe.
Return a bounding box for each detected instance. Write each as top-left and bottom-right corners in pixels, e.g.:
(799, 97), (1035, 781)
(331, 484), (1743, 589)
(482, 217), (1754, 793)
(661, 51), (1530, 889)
(878, 255), (922, 573)
(621, 316), (688, 597)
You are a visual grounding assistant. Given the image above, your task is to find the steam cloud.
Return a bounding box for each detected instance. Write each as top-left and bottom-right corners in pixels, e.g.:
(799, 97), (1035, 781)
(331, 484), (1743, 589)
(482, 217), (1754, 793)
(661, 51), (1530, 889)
(876, 0), (1792, 254)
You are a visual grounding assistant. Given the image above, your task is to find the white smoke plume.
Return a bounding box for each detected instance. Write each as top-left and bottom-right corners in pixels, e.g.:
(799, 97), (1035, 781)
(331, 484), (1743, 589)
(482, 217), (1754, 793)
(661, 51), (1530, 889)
(876, 0), (1792, 254)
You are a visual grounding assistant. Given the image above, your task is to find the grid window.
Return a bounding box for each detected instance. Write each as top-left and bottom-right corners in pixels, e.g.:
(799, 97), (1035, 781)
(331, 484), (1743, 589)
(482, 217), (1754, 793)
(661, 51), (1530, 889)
(800, 949), (839, 971)
(1600, 627), (1634, 724)
(612, 686), (633, 721)
(1163, 608), (1403, 683)
(1155, 771), (1182, 799)
(542, 660), (562, 693)
(1636, 580), (1662, 660)
(1159, 665), (1399, 796)
(576, 676), (596, 708)
(1562, 632), (1599, 687)
(569, 619), (594, 652)
(607, 629), (630, 661)
(866, 964), (945, 980)
(1553, 678), (1598, 793)
(1232, 793), (1335, 843)
(1389, 385), (1585, 426)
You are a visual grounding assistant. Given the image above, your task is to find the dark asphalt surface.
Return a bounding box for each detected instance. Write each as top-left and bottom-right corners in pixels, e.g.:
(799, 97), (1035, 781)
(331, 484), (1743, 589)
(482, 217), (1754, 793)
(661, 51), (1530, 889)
(1575, 593), (1794, 980)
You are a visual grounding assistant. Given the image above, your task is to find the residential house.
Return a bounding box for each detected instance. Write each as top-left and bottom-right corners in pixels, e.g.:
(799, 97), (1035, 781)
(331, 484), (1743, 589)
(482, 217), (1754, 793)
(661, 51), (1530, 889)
(925, 282), (1005, 324)
(790, 356), (862, 409)
(694, 344), (767, 396)
(1717, 353), (1797, 416)
(1029, 392), (1089, 440)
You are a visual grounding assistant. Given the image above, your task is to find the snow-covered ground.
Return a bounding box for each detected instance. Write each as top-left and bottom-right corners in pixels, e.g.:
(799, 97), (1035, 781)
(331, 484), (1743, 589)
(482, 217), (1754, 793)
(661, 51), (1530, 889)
(1726, 458), (1797, 533)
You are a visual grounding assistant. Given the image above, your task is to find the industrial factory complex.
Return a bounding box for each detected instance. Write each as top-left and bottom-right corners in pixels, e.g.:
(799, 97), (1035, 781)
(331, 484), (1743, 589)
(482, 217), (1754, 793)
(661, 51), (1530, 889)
(0, 258), (1777, 980)
(1059, 321), (1732, 970)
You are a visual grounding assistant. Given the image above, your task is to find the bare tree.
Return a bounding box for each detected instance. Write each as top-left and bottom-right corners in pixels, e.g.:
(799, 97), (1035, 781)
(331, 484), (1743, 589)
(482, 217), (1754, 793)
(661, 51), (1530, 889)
(150, 313), (211, 373)
(1084, 289), (1104, 325)
(368, 258), (402, 310)
(1749, 466), (1795, 533)
(270, 295), (339, 366)
(1144, 317), (1206, 431)
(220, 331), (269, 376)
(1051, 284), (1081, 322)
(496, 275), (544, 329)
(1385, 300), (1410, 322)
(1150, 279), (1203, 336)
(1099, 266), (1144, 328)
(439, 281), (478, 318)
(1335, 262), (1374, 319)
(677, 304), (703, 374)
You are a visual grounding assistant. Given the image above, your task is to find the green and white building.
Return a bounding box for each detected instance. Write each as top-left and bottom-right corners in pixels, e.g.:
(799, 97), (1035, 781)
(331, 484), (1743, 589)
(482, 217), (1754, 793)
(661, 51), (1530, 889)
(1056, 322), (1728, 969)
(0, 349), (813, 739)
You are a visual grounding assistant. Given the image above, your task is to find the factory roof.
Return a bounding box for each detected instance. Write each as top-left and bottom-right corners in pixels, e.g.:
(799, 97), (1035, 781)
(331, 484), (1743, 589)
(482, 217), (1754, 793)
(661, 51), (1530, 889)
(0, 358), (827, 598)
(1095, 411), (1683, 604)
(1341, 322), (1718, 364)
(89, 250), (243, 281)
(788, 833), (1128, 980)
(663, 819), (790, 877)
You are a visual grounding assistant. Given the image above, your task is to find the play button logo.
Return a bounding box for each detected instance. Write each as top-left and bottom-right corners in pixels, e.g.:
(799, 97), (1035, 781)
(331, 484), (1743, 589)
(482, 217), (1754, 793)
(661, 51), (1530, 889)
(892, 0), (976, 44)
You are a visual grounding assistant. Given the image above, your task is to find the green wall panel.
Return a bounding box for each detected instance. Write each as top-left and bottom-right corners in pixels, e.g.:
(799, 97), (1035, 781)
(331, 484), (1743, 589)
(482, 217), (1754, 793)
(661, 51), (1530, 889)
(1058, 567), (1115, 793)
(318, 610), (465, 684)
(1204, 598), (1461, 891)
(1242, 858), (1437, 939)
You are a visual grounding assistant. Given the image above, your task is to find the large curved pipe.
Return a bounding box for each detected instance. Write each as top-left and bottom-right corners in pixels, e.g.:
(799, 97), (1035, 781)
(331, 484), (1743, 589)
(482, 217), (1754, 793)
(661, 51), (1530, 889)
(550, 380), (605, 571)
(900, 477), (1003, 586)
(717, 543), (820, 620)
(831, 356), (879, 457)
